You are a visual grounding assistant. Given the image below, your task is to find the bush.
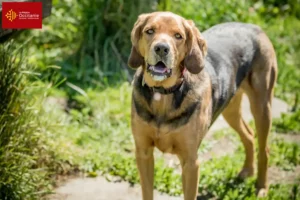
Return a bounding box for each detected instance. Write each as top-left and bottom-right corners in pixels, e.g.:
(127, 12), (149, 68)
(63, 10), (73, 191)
(0, 43), (52, 199)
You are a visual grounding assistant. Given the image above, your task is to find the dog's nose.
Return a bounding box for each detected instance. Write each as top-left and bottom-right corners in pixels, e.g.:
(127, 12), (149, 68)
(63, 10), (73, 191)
(154, 43), (170, 57)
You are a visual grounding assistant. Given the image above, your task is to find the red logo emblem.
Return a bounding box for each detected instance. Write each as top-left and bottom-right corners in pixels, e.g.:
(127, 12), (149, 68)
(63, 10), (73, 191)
(2, 2), (42, 29)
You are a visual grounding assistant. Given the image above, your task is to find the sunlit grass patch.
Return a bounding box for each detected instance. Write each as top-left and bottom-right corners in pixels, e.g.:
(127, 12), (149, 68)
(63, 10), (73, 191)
(270, 138), (300, 169)
(273, 110), (300, 134)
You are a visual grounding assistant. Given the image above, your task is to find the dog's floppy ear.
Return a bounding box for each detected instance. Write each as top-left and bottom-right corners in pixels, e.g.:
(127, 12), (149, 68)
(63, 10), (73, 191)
(183, 20), (207, 74)
(128, 14), (150, 69)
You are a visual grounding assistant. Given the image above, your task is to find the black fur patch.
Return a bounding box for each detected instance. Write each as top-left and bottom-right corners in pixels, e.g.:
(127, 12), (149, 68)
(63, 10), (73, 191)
(134, 73), (153, 105)
(133, 94), (199, 129)
(166, 101), (200, 128)
(172, 81), (190, 109)
(133, 97), (154, 122)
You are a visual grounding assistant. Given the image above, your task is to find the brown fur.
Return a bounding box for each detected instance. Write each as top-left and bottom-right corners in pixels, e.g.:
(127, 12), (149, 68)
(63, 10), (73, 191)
(129, 12), (277, 200)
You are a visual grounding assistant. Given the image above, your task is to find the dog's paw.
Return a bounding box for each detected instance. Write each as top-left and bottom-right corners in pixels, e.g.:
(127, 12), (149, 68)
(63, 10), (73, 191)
(238, 167), (254, 179)
(256, 188), (268, 198)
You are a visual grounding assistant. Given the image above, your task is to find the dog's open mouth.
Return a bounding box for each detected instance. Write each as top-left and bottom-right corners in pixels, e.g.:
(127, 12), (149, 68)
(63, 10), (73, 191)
(147, 61), (172, 81)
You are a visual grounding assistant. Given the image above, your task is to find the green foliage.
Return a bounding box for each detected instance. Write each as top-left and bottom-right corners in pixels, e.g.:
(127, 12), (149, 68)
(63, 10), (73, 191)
(0, 43), (80, 200)
(158, 0), (259, 30)
(273, 110), (300, 133)
(0, 44), (50, 200)
(264, 17), (300, 110)
(72, 0), (157, 83)
(270, 138), (300, 168)
(252, 0), (300, 19)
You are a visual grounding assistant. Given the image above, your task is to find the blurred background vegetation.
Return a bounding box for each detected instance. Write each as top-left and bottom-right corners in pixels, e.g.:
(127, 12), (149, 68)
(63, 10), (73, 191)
(0, 0), (299, 199)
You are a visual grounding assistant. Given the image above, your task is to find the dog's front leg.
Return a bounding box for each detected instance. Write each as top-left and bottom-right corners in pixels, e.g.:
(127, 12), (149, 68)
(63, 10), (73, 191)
(178, 153), (200, 200)
(135, 145), (154, 200)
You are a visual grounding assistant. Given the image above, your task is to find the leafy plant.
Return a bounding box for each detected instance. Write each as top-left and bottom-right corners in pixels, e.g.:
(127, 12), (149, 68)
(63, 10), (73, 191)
(273, 110), (300, 133)
(252, 0), (300, 19)
(0, 43), (50, 199)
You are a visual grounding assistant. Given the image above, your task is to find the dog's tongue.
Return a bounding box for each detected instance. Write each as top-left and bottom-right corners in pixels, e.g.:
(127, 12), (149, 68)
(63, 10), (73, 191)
(153, 62), (167, 73)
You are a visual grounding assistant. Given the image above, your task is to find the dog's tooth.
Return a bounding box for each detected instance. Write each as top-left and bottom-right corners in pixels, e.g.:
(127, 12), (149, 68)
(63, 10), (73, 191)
(153, 75), (167, 81)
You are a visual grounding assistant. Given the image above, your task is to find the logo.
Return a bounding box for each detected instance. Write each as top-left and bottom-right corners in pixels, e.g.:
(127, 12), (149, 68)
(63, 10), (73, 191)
(5, 9), (17, 22)
(2, 2), (42, 29)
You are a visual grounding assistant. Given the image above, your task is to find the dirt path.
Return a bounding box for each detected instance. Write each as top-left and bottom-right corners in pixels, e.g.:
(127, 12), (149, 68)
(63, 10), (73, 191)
(49, 96), (291, 200)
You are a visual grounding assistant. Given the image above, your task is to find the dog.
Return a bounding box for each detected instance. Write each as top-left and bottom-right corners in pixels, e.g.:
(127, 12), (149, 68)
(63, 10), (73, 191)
(128, 11), (277, 200)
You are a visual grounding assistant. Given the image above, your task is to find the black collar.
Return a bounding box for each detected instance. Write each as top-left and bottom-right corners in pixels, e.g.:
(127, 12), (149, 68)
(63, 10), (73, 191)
(144, 79), (184, 95)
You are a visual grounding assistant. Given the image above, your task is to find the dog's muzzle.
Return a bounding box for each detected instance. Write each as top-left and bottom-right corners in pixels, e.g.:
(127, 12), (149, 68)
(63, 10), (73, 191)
(147, 61), (172, 81)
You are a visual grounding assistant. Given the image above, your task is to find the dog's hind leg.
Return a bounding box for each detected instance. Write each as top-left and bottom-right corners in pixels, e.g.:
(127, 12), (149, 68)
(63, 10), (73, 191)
(244, 33), (277, 197)
(222, 89), (255, 179)
(244, 69), (276, 197)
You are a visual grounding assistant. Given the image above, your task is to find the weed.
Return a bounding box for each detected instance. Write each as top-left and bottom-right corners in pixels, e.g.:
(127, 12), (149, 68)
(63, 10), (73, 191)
(0, 43), (51, 199)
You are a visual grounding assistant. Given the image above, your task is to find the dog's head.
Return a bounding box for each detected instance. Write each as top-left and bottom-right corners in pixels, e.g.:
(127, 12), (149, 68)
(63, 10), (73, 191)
(128, 12), (207, 87)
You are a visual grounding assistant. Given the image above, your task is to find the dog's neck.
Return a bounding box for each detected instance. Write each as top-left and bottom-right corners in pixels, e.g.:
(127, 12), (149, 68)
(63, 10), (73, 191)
(144, 79), (184, 95)
(138, 67), (188, 119)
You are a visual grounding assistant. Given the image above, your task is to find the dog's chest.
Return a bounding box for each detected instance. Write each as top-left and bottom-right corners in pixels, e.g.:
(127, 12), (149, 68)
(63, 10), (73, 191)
(153, 132), (176, 154)
(151, 92), (171, 117)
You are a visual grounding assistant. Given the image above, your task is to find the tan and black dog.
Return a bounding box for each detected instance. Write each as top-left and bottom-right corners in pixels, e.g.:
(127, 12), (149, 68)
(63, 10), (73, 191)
(128, 11), (277, 200)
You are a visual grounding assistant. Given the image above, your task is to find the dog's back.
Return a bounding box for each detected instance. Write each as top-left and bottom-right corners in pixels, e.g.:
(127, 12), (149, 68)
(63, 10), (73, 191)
(202, 23), (264, 122)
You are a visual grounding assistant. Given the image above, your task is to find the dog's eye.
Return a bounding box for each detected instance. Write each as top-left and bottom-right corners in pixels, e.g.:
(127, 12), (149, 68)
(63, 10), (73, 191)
(175, 33), (182, 39)
(146, 29), (154, 35)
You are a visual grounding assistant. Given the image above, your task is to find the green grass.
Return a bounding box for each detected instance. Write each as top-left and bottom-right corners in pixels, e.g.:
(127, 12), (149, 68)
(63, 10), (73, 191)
(273, 109), (300, 133)
(2, 0), (299, 199)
